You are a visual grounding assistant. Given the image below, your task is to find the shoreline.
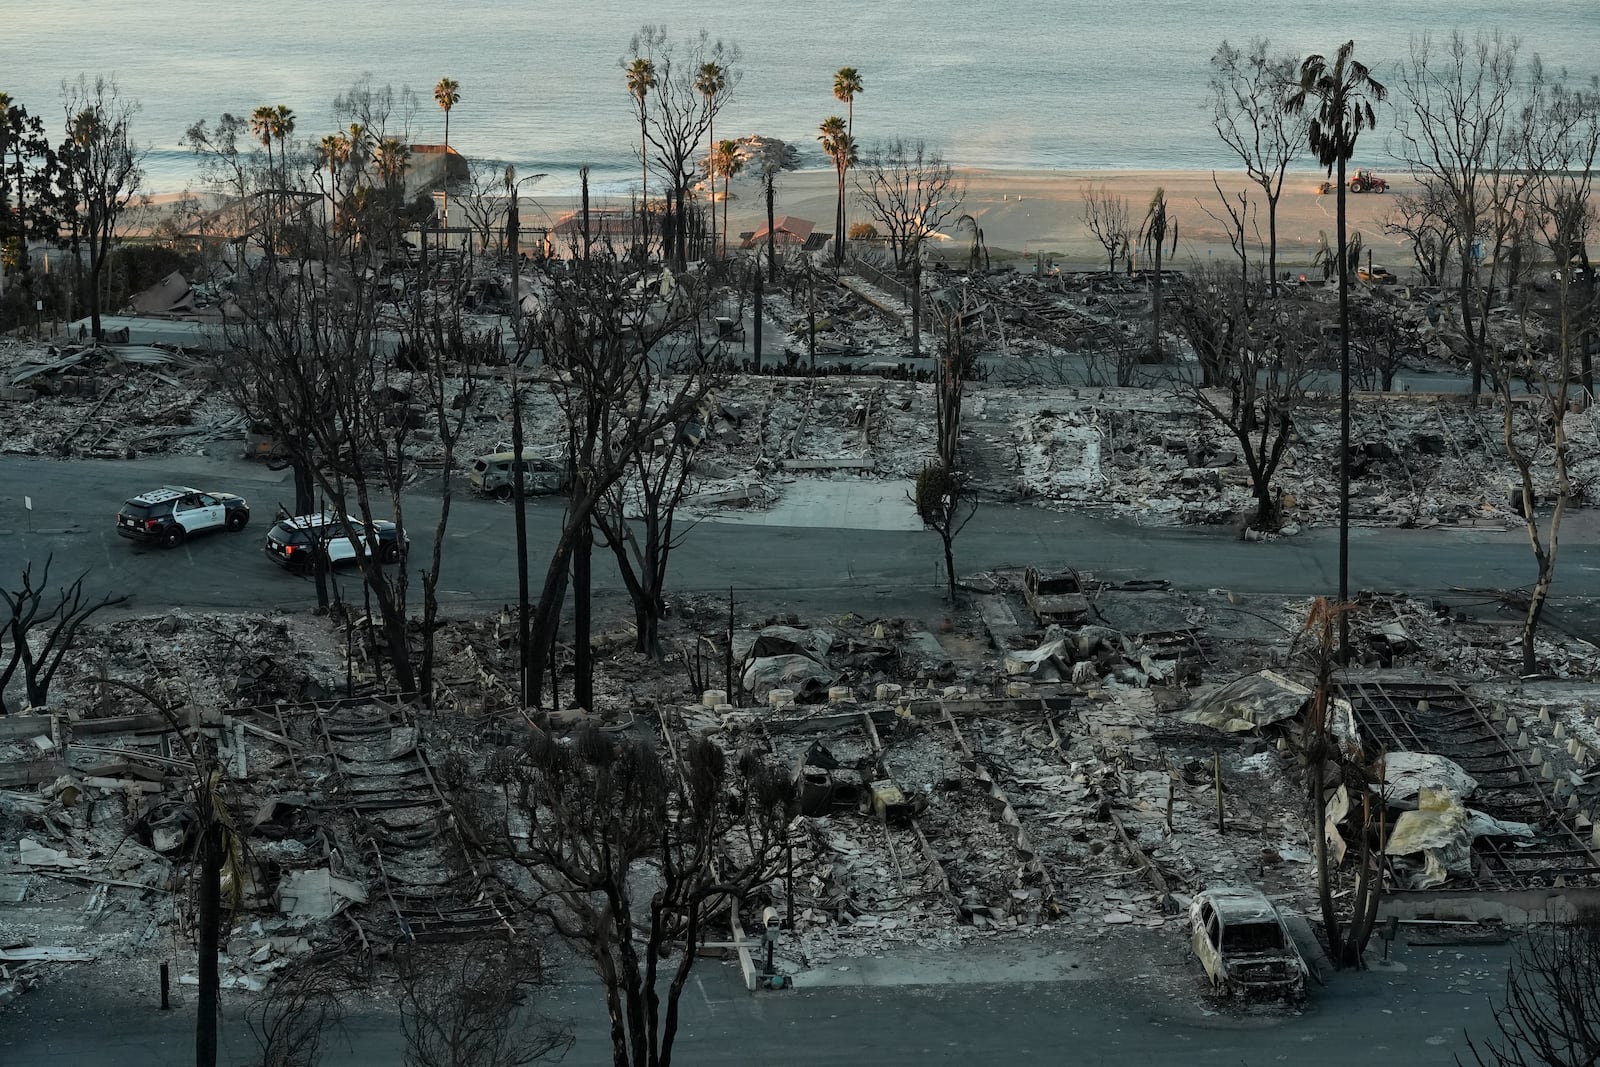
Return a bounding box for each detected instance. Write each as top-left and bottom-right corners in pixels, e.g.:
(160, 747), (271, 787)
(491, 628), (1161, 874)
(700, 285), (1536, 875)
(535, 166), (1424, 272)
(134, 164), (1444, 273)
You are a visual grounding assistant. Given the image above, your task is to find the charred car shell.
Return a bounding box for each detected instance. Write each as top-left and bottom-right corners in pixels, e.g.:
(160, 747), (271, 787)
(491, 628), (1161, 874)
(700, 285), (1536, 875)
(1189, 886), (1309, 1000)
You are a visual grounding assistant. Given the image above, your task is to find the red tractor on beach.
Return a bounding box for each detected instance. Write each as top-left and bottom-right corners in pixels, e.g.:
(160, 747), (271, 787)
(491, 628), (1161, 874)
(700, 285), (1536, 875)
(1319, 168), (1388, 195)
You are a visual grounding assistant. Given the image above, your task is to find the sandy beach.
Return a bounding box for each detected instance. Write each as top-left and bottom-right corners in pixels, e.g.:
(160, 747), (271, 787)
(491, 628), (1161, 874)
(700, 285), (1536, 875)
(531, 166), (1423, 274)
(132, 166), (1425, 275)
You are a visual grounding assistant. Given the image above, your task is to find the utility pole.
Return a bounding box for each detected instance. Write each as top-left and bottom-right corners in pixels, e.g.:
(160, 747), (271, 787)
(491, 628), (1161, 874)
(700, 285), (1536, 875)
(511, 373), (530, 705)
(1336, 152), (1351, 660)
(752, 266), (763, 372)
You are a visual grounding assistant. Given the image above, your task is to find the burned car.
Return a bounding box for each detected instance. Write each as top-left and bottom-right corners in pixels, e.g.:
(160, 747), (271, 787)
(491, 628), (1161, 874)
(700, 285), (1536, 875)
(1189, 886), (1308, 1000)
(1022, 566), (1089, 625)
(468, 450), (570, 498)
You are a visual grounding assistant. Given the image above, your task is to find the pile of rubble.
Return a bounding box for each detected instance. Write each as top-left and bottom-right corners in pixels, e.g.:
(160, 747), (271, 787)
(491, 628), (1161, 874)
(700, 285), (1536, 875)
(2, 534), (1597, 1006)
(0, 340), (244, 460)
(8, 239), (1589, 541)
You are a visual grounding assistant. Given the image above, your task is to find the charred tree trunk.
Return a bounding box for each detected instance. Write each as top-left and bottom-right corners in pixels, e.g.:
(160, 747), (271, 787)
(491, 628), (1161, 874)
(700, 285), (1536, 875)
(752, 267), (764, 373)
(1151, 242), (1165, 361)
(1340, 796), (1384, 967)
(1524, 552), (1553, 675)
(1461, 255), (1481, 395)
(508, 203), (523, 342)
(581, 166), (592, 263)
(911, 253), (922, 361)
(940, 527), (957, 604)
(766, 174), (777, 284)
(1310, 634), (1346, 965)
(807, 265), (817, 369)
(573, 506), (594, 711)
(674, 185), (688, 270)
(292, 458), (328, 610)
(1267, 195), (1280, 299)
(657, 898), (702, 1067)
(526, 537), (574, 708)
(195, 821), (224, 1067)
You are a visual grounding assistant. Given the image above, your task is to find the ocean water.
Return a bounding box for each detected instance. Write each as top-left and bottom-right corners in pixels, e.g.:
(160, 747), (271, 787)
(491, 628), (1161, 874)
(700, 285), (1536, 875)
(6, 1), (1595, 194)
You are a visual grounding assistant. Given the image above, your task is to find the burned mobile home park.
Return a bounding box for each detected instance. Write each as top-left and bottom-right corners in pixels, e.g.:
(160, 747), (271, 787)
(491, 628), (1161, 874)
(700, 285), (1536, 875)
(2, 25), (1600, 1066)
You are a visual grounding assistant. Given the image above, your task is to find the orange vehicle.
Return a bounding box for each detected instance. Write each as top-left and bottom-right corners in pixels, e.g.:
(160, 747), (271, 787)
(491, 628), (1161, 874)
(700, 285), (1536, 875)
(1319, 168), (1388, 194)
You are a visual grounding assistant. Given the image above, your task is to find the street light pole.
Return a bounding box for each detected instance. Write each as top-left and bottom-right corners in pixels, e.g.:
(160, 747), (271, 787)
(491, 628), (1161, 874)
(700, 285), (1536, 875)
(504, 168), (547, 353)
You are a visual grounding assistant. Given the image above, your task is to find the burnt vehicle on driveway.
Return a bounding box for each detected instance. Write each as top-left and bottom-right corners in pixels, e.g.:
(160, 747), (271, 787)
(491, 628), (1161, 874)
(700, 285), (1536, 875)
(1022, 566), (1089, 625)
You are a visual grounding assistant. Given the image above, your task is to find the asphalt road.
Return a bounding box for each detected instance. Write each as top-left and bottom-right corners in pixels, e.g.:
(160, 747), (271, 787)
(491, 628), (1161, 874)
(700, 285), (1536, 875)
(0, 452), (1595, 635)
(0, 938), (1514, 1066)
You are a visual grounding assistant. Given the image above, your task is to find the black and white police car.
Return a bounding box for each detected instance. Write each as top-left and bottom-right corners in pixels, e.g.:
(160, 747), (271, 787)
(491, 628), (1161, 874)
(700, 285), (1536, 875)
(116, 486), (251, 548)
(263, 513), (409, 573)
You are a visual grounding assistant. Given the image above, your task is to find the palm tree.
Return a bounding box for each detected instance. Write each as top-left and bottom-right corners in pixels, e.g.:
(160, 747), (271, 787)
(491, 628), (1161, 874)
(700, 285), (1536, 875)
(714, 140), (744, 259)
(373, 136), (410, 248)
(1137, 187), (1177, 361)
(833, 67), (864, 138)
(248, 106), (277, 254)
(269, 105), (295, 172)
(248, 105), (274, 174)
(695, 62), (726, 259)
(346, 122), (369, 172)
(273, 107), (296, 250)
(819, 115), (855, 267)
(625, 56), (657, 254)
(248, 106), (275, 181)
(374, 136), (410, 188)
(1285, 40), (1386, 661)
(434, 77), (460, 234)
(318, 132), (349, 233)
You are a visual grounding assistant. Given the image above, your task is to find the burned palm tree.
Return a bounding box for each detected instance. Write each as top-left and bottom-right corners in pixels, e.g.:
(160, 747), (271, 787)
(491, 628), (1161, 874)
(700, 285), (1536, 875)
(1285, 40), (1387, 658)
(1138, 187), (1178, 361)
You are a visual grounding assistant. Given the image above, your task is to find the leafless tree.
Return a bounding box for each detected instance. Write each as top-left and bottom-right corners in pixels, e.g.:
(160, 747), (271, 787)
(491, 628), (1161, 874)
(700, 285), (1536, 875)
(1209, 39), (1307, 296)
(1382, 175), (1461, 286)
(454, 160), (511, 253)
(1175, 267), (1313, 529)
(594, 424), (700, 659)
(1494, 76), (1600, 675)
(395, 944), (572, 1067)
(1079, 182), (1131, 275)
(400, 303), (492, 700)
(246, 955), (354, 1067)
(1461, 915), (1600, 1066)
(853, 139), (965, 271)
(332, 77), (420, 146)
(853, 139), (964, 358)
(626, 27), (740, 270)
(127, 694), (251, 1067)
(221, 147), (425, 694)
(1394, 31), (1532, 395)
(182, 112), (266, 261)
(1197, 172), (1257, 294)
(1350, 294), (1415, 392)
(0, 556), (127, 713)
(518, 250), (719, 707)
(466, 725), (796, 1067)
(58, 75), (145, 339)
